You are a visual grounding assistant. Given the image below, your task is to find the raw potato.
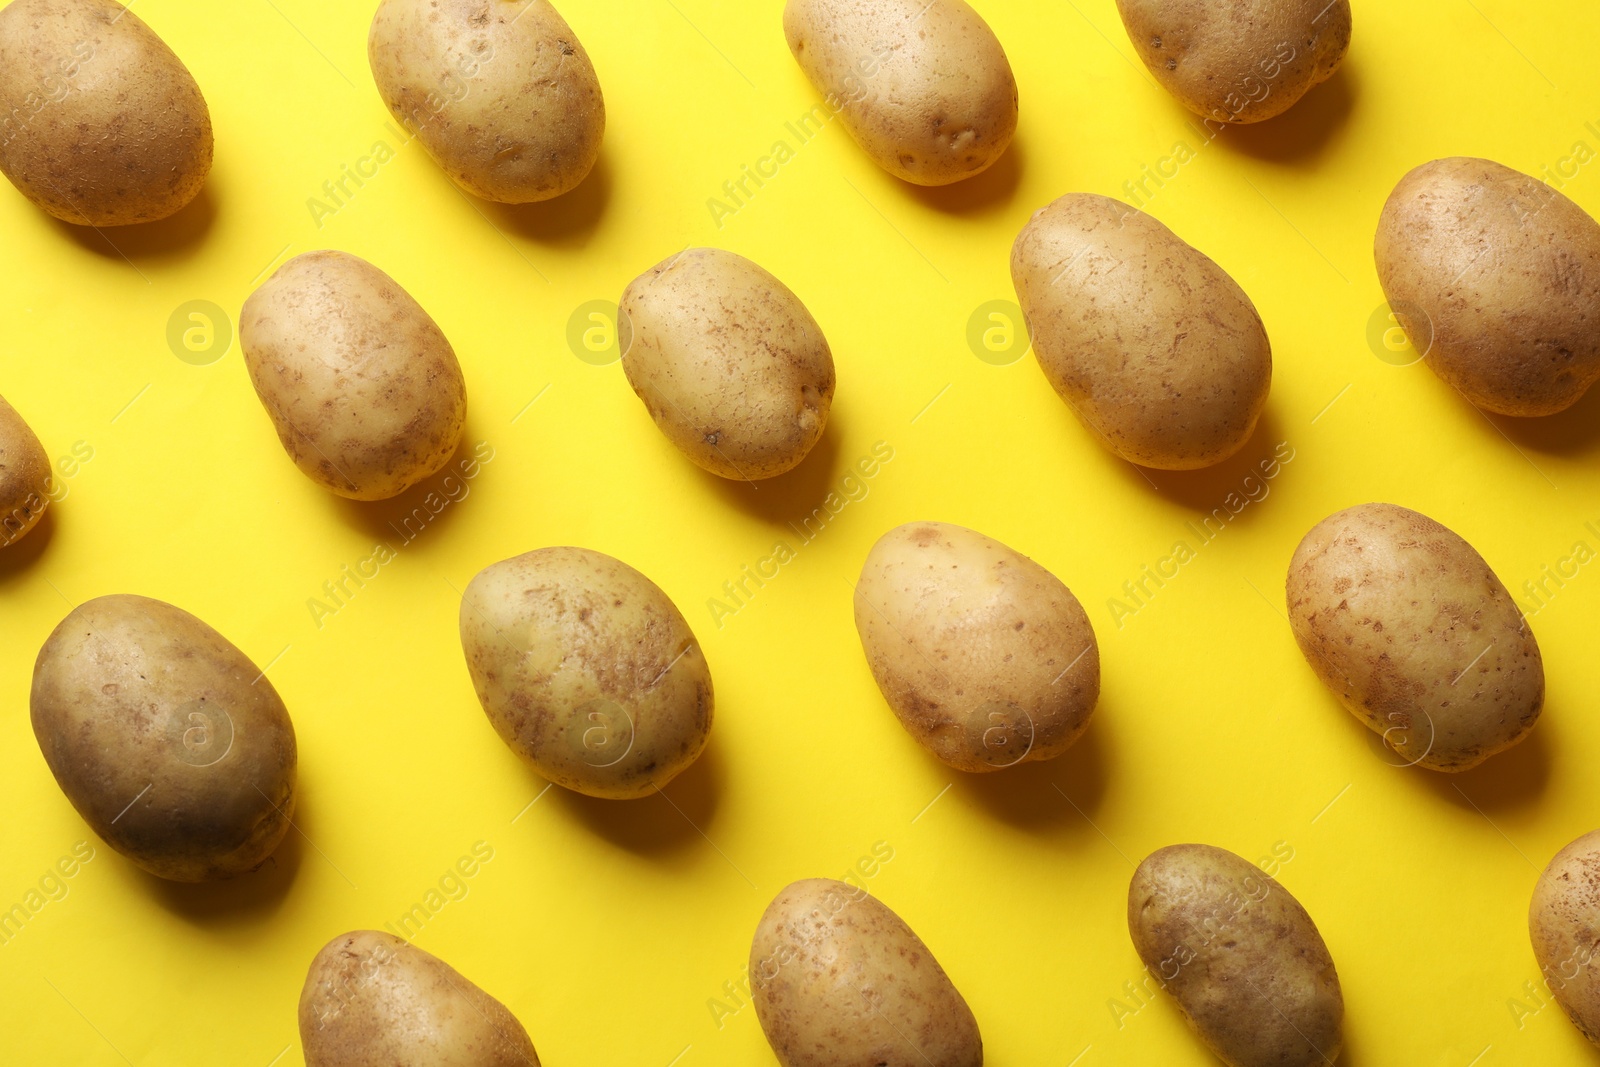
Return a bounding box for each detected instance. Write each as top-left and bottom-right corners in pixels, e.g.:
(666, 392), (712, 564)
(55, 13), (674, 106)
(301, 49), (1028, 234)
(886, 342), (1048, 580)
(300, 930), (539, 1067)
(0, 394), (50, 548)
(783, 0), (1017, 185)
(0, 0), (212, 225)
(1012, 192), (1271, 469)
(240, 251), (467, 501)
(1116, 0), (1351, 123)
(369, 0), (603, 203)
(1375, 157), (1600, 416)
(1530, 830), (1600, 1046)
(1128, 844), (1343, 1067)
(459, 546), (713, 799)
(1286, 502), (1543, 771)
(620, 248), (835, 480)
(750, 878), (982, 1067)
(30, 594), (297, 882)
(853, 521), (1099, 772)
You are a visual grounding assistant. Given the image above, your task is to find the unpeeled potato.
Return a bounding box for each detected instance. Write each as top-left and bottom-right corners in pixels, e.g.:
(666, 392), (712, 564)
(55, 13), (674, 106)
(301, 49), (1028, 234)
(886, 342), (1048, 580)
(0, 394), (50, 547)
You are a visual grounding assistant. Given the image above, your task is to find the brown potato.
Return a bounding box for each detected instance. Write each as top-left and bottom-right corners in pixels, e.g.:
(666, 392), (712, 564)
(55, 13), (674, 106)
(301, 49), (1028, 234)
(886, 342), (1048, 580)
(300, 930), (539, 1066)
(0, 394), (50, 548)
(1530, 830), (1600, 1046)
(30, 594), (297, 882)
(1286, 502), (1543, 771)
(1012, 192), (1271, 469)
(0, 0), (212, 225)
(1375, 157), (1600, 416)
(750, 878), (982, 1066)
(1129, 844), (1343, 1067)
(240, 250), (467, 501)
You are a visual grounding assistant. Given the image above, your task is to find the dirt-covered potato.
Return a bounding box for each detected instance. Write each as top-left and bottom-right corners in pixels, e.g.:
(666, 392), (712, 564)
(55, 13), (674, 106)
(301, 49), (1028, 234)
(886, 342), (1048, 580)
(240, 250), (467, 501)
(783, 0), (1017, 185)
(1116, 0), (1351, 123)
(853, 521), (1099, 772)
(30, 594), (297, 882)
(369, 0), (603, 203)
(750, 878), (982, 1067)
(0, 394), (50, 548)
(1530, 830), (1600, 1046)
(1375, 157), (1600, 416)
(1129, 844), (1343, 1067)
(1286, 502), (1543, 771)
(619, 248), (835, 481)
(300, 930), (539, 1066)
(1012, 192), (1271, 469)
(0, 0), (212, 225)
(459, 546), (713, 799)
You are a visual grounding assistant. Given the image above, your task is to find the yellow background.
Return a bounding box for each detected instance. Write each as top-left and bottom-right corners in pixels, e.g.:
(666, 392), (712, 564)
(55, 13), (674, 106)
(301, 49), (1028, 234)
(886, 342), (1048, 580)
(2, 0), (1599, 1063)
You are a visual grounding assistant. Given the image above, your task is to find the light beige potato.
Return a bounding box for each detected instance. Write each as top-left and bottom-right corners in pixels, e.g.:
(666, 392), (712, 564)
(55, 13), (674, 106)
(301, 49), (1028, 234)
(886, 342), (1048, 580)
(853, 521), (1099, 772)
(459, 546), (713, 799)
(0, 394), (50, 548)
(1286, 502), (1543, 771)
(619, 248), (835, 480)
(300, 930), (539, 1066)
(240, 250), (467, 501)
(750, 878), (982, 1067)
(369, 0), (603, 203)
(1116, 0), (1350, 124)
(0, 0), (211, 225)
(1129, 844), (1343, 1067)
(1530, 830), (1600, 1046)
(783, 0), (1017, 185)
(1375, 157), (1600, 416)
(1012, 192), (1271, 469)
(30, 594), (297, 882)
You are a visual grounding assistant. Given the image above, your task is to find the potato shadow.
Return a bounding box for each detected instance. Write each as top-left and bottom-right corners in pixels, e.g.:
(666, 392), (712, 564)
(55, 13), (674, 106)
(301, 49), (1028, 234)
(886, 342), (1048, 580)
(551, 736), (725, 856)
(480, 150), (612, 247)
(703, 421), (845, 527)
(1412, 724), (1552, 815)
(327, 429), (484, 548)
(47, 185), (217, 261)
(902, 135), (1024, 216)
(0, 506), (56, 586)
(1110, 407), (1289, 516)
(1483, 381), (1600, 458)
(147, 810), (304, 925)
(950, 717), (1109, 832)
(1214, 63), (1358, 166)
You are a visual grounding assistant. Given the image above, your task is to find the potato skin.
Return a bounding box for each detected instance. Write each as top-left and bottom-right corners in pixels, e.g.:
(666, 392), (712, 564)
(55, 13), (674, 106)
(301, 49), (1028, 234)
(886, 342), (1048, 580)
(368, 0), (603, 203)
(0, 394), (50, 548)
(300, 930), (539, 1067)
(1530, 830), (1600, 1046)
(783, 0), (1017, 185)
(1116, 0), (1351, 124)
(1375, 157), (1600, 416)
(0, 0), (212, 225)
(459, 547), (713, 799)
(1012, 193), (1271, 469)
(1286, 502), (1543, 772)
(853, 521), (1099, 772)
(619, 248), (834, 481)
(29, 594), (297, 882)
(240, 250), (467, 501)
(750, 878), (982, 1067)
(1128, 844), (1343, 1067)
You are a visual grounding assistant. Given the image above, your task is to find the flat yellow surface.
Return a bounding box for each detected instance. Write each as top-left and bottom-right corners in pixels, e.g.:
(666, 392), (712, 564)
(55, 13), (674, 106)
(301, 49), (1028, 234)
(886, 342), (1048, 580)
(2, 0), (1600, 1063)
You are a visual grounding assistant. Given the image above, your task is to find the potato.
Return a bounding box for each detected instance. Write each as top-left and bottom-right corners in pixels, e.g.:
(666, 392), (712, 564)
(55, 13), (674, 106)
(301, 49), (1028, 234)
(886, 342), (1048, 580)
(1286, 502), (1543, 772)
(1115, 0), (1351, 124)
(783, 0), (1017, 185)
(1128, 844), (1343, 1067)
(853, 521), (1099, 772)
(0, 394), (50, 548)
(0, 0), (211, 225)
(369, 0), (603, 203)
(750, 878), (982, 1067)
(1012, 192), (1271, 469)
(1530, 830), (1600, 1046)
(459, 546), (713, 799)
(619, 248), (835, 481)
(240, 251), (467, 501)
(29, 594), (297, 882)
(300, 930), (539, 1066)
(1375, 157), (1600, 416)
